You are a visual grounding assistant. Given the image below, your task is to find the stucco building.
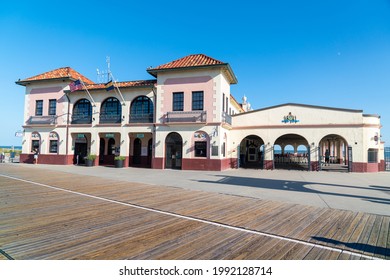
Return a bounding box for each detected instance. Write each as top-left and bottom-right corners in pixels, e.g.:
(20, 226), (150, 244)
(16, 54), (385, 172)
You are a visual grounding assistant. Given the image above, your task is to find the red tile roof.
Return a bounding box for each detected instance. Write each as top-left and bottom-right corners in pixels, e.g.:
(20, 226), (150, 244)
(149, 54), (225, 70)
(16, 67), (94, 85)
(76, 79), (157, 91)
(147, 54), (237, 84)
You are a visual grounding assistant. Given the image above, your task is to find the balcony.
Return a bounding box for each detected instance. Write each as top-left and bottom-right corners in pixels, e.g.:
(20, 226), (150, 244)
(222, 112), (232, 125)
(71, 113), (92, 124)
(99, 113), (121, 124)
(129, 113), (153, 123)
(165, 111), (206, 123)
(26, 115), (56, 125)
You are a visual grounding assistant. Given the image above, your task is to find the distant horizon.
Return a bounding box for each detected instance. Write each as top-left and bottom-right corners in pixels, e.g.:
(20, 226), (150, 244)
(0, 145), (22, 149)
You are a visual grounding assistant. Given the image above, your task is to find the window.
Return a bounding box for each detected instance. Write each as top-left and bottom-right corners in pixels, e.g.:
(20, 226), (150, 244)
(49, 140), (58, 153)
(195, 141), (207, 157)
(172, 92), (184, 111)
(31, 140), (40, 152)
(222, 93), (225, 112)
(35, 100), (43, 116)
(100, 97), (121, 123)
(368, 149), (378, 163)
(130, 96), (154, 123)
(225, 97), (228, 113)
(49, 99), (56, 115)
(72, 99), (92, 124)
(192, 91), (204, 111)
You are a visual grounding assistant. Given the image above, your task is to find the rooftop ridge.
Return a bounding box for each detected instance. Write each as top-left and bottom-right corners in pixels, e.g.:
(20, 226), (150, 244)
(16, 66), (94, 85)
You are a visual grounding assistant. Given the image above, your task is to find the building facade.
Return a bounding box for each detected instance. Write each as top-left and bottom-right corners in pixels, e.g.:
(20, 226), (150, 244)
(16, 54), (385, 172)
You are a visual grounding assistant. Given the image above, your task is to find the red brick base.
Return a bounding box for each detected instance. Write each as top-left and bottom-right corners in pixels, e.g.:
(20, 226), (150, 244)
(20, 153), (73, 165)
(264, 160), (274, 170)
(352, 162), (379, 172)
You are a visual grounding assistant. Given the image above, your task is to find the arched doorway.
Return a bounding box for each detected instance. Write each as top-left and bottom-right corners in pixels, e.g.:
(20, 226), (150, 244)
(274, 134), (309, 170)
(133, 138), (142, 165)
(165, 132), (183, 169)
(239, 135), (265, 169)
(319, 134), (349, 172)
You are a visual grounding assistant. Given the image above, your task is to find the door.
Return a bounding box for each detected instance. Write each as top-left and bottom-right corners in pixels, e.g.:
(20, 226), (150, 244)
(74, 143), (87, 164)
(165, 133), (182, 169)
(133, 138), (142, 164)
(348, 146), (353, 172)
(147, 138), (152, 167)
(99, 138), (105, 164)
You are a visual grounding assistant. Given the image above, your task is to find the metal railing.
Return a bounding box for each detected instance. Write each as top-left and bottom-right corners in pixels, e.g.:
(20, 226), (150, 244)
(222, 112), (232, 125)
(26, 116), (56, 125)
(99, 113), (121, 124)
(385, 147), (390, 171)
(71, 114), (92, 124)
(165, 111), (206, 123)
(129, 113), (153, 123)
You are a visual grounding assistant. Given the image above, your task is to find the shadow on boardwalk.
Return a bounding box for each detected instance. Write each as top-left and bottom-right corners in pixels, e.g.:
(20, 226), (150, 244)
(195, 175), (390, 206)
(312, 236), (390, 259)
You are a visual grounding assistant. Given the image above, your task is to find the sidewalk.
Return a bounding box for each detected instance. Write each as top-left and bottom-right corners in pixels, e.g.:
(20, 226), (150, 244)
(5, 163), (390, 216)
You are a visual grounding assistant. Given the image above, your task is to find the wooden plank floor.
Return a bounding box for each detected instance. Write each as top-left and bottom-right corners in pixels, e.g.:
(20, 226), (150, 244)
(0, 164), (389, 260)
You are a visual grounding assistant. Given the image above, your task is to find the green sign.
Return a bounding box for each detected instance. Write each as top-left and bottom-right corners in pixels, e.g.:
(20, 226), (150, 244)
(105, 133), (114, 138)
(77, 134), (85, 138)
(136, 134), (144, 138)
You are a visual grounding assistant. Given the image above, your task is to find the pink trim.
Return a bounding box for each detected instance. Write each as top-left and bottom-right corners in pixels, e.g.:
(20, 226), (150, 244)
(162, 76), (214, 122)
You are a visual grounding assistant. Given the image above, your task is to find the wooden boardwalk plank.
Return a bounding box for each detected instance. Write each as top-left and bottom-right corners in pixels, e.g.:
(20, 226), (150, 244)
(1, 164), (388, 260)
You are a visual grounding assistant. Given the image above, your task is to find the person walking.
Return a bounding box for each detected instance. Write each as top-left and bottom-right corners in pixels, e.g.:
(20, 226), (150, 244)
(33, 148), (39, 164)
(325, 149), (330, 166)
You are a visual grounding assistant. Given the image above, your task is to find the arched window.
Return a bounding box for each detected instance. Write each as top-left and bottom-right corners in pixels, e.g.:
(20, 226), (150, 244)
(193, 131), (209, 158)
(31, 132), (41, 153)
(72, 99), (92, 124)
(49, 131), (59, 153)
(100, 97), (121, 123)
(130, 96), (153, 123)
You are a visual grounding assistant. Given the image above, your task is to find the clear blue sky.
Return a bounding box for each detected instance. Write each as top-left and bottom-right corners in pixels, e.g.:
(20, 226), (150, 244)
(1, 0), (389, 146)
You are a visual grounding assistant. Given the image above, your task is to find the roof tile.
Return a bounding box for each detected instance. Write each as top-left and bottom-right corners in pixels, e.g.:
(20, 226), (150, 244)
(19, 67), (94, 85)
(78, 80), (156, 91)
(149, 54), (225, 70)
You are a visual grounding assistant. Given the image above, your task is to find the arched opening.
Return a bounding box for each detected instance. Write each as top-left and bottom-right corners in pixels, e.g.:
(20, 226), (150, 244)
(165, 132), (183, 169)
(130, 96), (154, 123)
(100, 97), (121, 123)
(133, 138), (142, 165)
(193, 131), (209, 158)
(72, 99), (92, 124)
(239, 135), (265, 169)
(49, 132), (59, 154)
(319, 134), (349, 172)
(274, 134), (309, 170)
(73, 133), (88, 165)
(31, 131), (41, 154)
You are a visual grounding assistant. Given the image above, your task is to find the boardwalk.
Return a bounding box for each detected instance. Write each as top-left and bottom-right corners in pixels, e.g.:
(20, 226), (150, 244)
(0, 164), (389, 260)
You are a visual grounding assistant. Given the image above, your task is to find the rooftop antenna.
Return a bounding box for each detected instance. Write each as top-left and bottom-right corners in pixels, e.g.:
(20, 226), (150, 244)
(96, 56), (112, 83)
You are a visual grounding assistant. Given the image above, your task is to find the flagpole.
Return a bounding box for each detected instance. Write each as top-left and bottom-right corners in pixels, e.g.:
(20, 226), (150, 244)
(78, 76), (96, 107)
(109, 72), (126, 106)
